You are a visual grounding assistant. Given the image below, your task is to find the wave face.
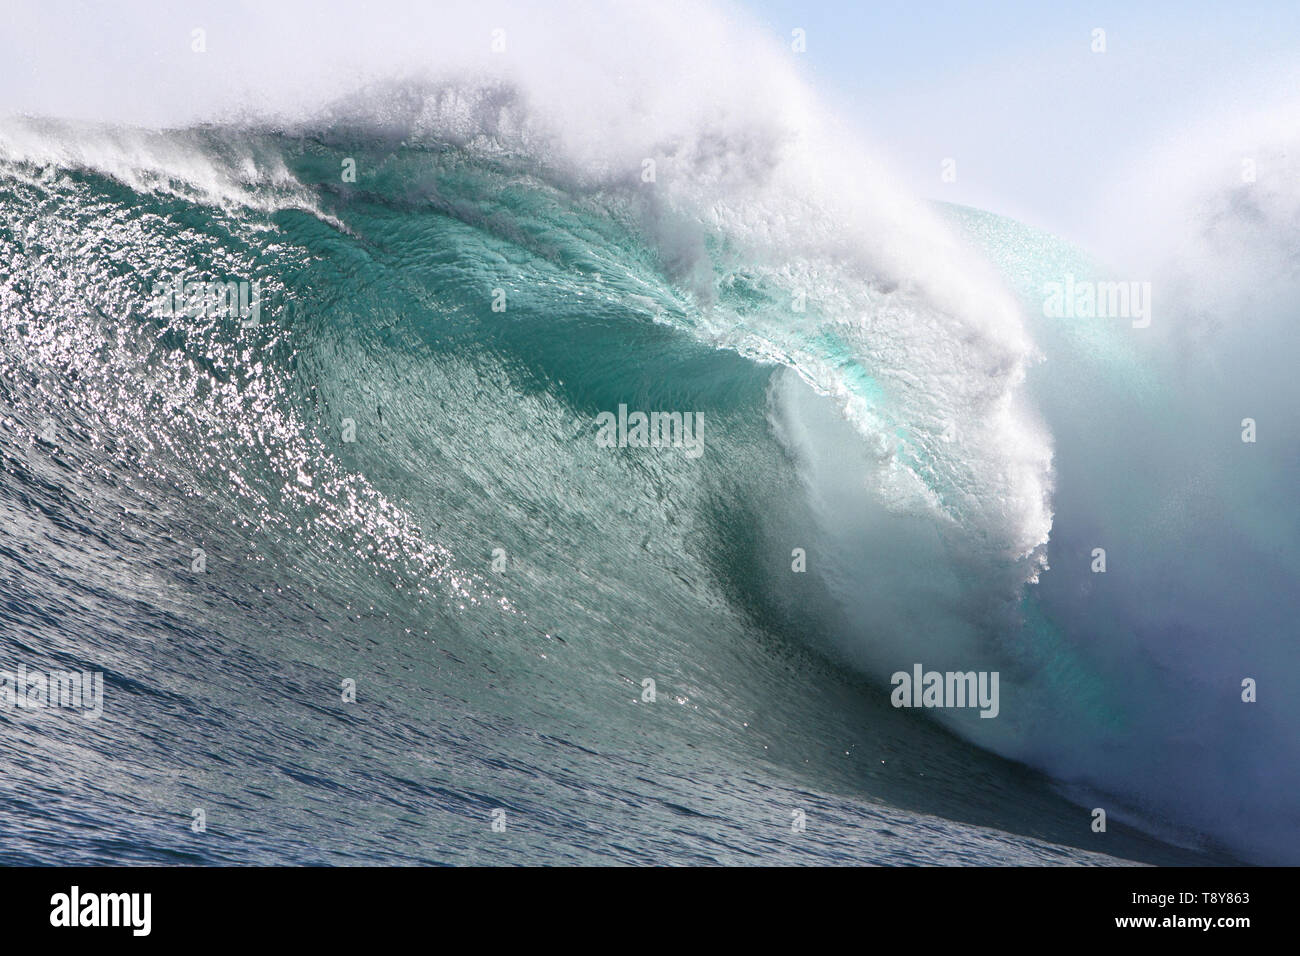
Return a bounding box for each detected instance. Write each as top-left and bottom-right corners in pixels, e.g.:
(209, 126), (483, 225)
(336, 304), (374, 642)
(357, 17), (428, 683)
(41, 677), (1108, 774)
(0, 2), (1295, 866)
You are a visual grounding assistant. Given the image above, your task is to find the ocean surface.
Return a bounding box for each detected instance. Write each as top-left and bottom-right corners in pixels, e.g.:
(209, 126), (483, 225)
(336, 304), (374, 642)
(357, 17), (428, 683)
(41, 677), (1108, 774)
(0, 81), (1294, 866)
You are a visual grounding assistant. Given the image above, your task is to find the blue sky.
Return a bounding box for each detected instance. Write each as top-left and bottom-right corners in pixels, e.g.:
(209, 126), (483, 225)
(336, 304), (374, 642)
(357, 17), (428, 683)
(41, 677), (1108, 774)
(2, 0), (1295, 254)
(742, 0), (1300, 247)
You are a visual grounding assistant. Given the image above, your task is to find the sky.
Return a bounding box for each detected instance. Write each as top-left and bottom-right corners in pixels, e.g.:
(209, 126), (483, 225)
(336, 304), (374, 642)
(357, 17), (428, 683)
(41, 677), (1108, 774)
(2, 0), (1297, 256)
(740, 0), (1300, 250)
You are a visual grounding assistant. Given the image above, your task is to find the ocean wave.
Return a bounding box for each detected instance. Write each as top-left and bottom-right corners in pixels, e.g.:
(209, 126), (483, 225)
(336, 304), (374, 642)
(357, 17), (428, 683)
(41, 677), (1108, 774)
(0, 0), (1295, 865)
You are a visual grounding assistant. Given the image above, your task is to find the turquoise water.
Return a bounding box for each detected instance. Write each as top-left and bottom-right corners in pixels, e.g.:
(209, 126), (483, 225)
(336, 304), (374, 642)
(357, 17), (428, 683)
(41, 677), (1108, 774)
(0, 118), (1287, 865)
